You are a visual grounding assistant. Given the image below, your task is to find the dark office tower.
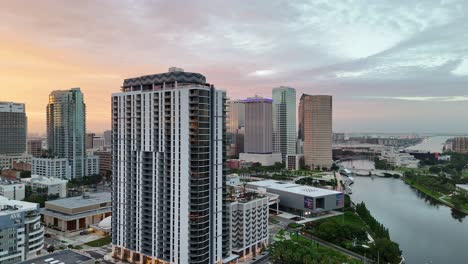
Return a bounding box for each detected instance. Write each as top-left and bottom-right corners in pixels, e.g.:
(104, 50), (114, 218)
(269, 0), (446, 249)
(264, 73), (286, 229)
(0, 102), (27, 155)
(111, 67), (230, 264)
(46, 88), (86, 178)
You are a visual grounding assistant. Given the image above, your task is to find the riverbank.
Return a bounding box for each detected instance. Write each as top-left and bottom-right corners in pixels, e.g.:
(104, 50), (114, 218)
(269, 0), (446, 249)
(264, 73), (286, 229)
(402, 178), (468, 214)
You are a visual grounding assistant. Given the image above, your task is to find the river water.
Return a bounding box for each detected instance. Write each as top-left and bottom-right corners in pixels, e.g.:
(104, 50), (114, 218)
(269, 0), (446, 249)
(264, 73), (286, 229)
(341, 160), (468, 264)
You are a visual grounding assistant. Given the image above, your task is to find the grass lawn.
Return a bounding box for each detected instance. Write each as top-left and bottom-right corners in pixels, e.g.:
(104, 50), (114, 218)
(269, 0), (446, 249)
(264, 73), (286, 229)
(321, 211), (367, 229)
(403, 179), (443, 199)
(444, 197), (468, 212)
(85, 236), (111, 247)
(462, 171), (468, 178)
(290, 235), (364, 264)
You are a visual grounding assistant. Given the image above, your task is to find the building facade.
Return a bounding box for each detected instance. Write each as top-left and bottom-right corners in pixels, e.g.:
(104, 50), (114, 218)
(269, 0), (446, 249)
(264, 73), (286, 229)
(47, 88), (87, 178)
(272, 87), (296, 162)
(243, 97), (273, 154)
(21, 175), (68, 198)
(0, 182), (25, 200)
(247, 180), (343, 216)
(452, 137), (468, 153)
(227, 100), (245, 133)
(229, 195), (269, 259)
(112, 68), (230, 264)
(27, 139), (43, 157)
(298, 95), (333, 169)
(0, 197), (44, 264)
(0, 155), (32, 170)
(286, 154), (304, 171)
(32, 157), (70, 179)
(85, 155), (99, 176)
(0, 102), (27, 156)
(41, 192), (111, 233)
(86, 133), (95, 149)
(103, 130), (112, 146)
(94, 150), (112, 176)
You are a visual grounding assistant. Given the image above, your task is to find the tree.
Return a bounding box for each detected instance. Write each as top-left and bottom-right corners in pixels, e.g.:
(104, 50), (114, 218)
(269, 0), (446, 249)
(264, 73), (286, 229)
(331, 163), (339, 171)
(370, 238), (402, 264)
(20, 170), (31, 178)
(47, 245), (55, 253)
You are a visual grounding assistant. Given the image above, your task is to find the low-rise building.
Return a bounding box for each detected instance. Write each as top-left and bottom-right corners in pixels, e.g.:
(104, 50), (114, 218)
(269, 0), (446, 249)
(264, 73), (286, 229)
(239, 153), (282, 166)
(27, 139), (43, 157)
(41, 192), (111, 234)
(0, 154), (32, 170)
(32, 157), (70, 179)
(226, 174), (241, 186)
(92, 137), (106, 150)
(0, 196), (44, 263)
(21, 175), (68, 198)
(0, 181), (25, 200)
(247, 180), (344, 216)
(286, 154), (304, 170)
(12, 160), (31, 171)
(94, 150), (111, 177)
(228, 193), (269, 260)
(86, 155), (100, 176)
(1, 169), (22, 180)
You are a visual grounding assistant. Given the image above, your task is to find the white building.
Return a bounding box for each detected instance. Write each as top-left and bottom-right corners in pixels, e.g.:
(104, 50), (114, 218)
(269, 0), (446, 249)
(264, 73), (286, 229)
(228, 194), (269, 260)
(0, 196), (44, 263)
(85, 155), (99, 176)
(32, 157), (70, 179)
(381, 150), (419, 168)
(32, 156), (99, 179)
(92, 136), (106, 149)
(111, 68), (231, 264)
(21, 175), (68, 198)
(226, 174), (241, 186)
(0, 154), (32, 170)
(247, 180), (344, 216)
(0, 181), (25, 200)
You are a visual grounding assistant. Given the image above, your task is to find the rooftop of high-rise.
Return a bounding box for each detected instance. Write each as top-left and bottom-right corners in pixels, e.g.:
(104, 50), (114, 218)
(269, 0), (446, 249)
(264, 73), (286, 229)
(121, 67), (210, 90)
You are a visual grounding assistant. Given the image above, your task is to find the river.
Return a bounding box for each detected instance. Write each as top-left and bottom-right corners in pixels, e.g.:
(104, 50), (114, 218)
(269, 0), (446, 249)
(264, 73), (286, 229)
(341, 159), (468, 264)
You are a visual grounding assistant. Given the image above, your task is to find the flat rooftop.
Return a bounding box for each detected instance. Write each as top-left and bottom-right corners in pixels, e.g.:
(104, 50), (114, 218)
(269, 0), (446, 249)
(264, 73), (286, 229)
(22, 175), (68, 185)
(247, 180), (342, 197)
(21, 249), (93, 264)
(45, 192), (111, 209)
(0, 196), (38, 215)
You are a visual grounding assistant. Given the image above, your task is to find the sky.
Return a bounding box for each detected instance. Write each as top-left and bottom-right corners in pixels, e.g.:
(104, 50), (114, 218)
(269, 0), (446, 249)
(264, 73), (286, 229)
(0, 0), (467, 135)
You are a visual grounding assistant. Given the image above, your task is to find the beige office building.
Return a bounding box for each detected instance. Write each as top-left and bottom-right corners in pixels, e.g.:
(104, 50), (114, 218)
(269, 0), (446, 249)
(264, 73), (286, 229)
(227, 100), (245, 133)
(299, 94), (332, 169)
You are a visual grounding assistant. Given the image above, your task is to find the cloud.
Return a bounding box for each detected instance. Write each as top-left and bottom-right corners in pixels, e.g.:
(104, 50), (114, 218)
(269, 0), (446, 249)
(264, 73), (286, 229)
(0, 0), (468, 133)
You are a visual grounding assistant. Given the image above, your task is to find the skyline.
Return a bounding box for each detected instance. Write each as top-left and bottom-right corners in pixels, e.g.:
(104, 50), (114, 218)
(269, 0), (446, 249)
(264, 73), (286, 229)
(1, 0), (468, 134)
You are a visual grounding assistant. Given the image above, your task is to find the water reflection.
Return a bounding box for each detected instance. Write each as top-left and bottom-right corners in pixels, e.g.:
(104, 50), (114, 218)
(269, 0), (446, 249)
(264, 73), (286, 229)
(451, 209), (466, 223)
(350, 175), (468, 263)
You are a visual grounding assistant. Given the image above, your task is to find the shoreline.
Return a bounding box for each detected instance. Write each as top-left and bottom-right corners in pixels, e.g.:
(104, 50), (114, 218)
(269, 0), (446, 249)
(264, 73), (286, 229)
(402, 178), (468, 215)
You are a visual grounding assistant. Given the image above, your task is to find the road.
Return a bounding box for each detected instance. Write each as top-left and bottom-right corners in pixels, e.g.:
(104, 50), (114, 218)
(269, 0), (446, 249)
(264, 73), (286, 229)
(301, 232), (374, 264)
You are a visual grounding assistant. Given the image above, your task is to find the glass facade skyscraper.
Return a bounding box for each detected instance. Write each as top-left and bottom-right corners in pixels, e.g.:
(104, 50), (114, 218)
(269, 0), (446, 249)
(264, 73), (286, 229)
(46, 88), (86, 178)
(272, 87), (296, 162)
